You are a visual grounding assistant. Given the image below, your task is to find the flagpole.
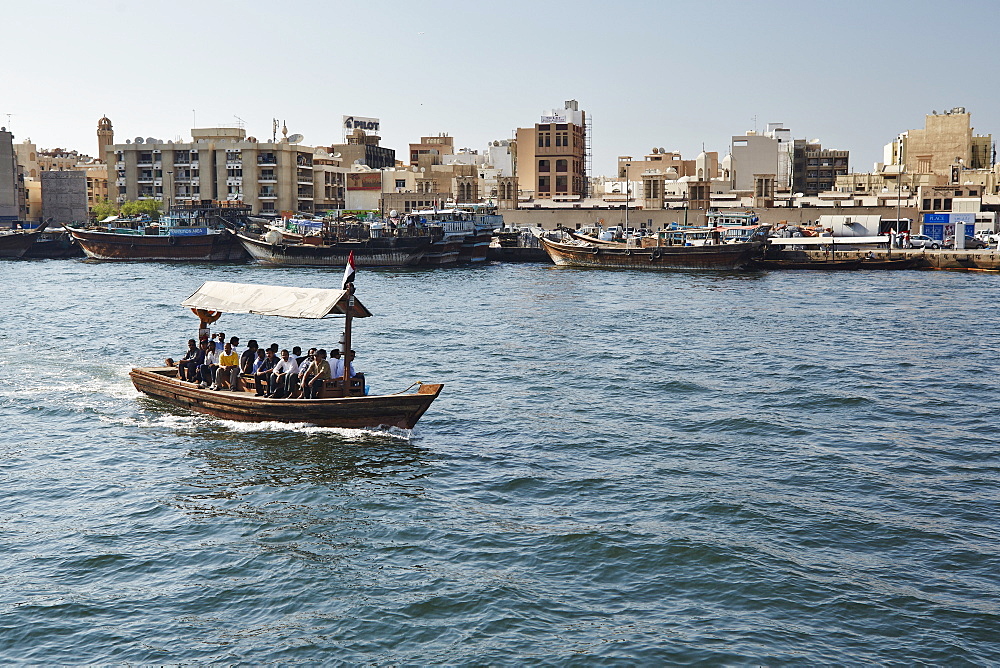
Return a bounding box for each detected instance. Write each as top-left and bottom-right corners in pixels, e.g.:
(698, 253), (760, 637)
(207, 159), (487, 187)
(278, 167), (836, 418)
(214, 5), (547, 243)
(341, 251), (356, 396)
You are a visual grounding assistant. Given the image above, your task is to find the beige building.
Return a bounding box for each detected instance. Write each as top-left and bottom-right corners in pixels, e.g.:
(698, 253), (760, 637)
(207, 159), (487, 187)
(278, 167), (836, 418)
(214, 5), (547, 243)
(618, 149), (718, 182)
(14, 131), (108, 221)
(109, 127), (348, 214)
(409, 134), (454, 167)
(515, 100), (588, 200)
(885, 108), (992, 178)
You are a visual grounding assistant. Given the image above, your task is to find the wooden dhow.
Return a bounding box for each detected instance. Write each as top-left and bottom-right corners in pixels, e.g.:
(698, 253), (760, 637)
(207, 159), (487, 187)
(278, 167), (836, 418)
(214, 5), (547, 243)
(227, 222), (431, 267)
(66, 203), (248, 262)
(0, 220), (49, 258)
(538, 225), (770, 271)
(130, 279), (443, 429)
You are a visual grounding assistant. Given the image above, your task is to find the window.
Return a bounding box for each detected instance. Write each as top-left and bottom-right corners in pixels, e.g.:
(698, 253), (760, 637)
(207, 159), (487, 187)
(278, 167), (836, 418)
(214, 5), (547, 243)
(943, 198), (952, 210)
(538, 176), (550, 191)
(396, 179), (406, 188)
(933, 198), (942, 209)
(556, 159), (567, 172)
(923, 199), (931, 209)
(538, 160), (550, 172)
(556, 175), (567, 191)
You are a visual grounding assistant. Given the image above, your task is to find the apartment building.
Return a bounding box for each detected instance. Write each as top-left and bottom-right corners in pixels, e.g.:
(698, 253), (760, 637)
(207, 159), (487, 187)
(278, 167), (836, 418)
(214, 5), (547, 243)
(109, 127), (347, 214)
(515, 100), (588, 200)
(791, 139), (849, 195)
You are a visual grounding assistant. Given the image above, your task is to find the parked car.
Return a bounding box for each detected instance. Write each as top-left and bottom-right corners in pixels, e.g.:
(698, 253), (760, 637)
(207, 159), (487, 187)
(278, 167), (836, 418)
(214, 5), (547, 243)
(907, 234), (940, 249)
(944, 235), (988, 249)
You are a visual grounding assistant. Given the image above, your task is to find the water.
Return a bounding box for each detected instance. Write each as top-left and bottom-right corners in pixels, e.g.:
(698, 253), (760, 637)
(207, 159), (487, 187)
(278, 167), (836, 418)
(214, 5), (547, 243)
(1, 259), (998, 664)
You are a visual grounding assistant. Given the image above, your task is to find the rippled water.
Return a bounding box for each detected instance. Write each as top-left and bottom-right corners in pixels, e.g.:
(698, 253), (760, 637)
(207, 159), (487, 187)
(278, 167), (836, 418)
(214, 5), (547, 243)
(1, 259), (998, 664)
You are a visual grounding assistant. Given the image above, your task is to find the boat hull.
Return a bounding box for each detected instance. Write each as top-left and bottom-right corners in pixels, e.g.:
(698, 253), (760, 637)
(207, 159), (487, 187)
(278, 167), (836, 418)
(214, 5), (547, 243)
(130, 367), (443, 429)
(67, 227), (246, 262)
(235, 231), (430, 267)
(24, 230), (84, 259)
(0, 226), (49, 259)
(540, 237), (764, 271)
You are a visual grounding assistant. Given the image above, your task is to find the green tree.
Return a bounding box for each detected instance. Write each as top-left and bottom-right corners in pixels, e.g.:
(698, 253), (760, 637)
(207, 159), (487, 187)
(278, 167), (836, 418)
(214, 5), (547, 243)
(90, 198), (119, 222)
(119, 199), (163, 221)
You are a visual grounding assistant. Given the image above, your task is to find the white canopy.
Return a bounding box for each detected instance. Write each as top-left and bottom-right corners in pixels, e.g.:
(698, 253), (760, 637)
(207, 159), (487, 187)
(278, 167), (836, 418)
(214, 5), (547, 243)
(182, 281), (371, 319)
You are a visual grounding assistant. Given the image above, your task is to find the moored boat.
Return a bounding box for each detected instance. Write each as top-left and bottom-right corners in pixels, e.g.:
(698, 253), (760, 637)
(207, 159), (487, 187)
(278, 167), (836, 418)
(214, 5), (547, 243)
(406, 207), (501, 265)
(130, 279), (443, 430)
(66, 203), (248, 262)
(539, 224), (770, 271)
(752, 258), (862, 270)
(227, 218), (431, 267)
(0, 221), (49, 259)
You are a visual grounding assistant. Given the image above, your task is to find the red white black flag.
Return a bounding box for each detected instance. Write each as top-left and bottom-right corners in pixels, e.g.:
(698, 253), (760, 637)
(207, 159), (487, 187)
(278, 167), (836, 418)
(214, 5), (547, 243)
(342, 250), (356, 289)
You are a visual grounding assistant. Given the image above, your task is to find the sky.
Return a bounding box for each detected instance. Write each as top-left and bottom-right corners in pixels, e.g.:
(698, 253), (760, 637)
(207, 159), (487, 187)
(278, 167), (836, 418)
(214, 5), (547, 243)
(3, 0), (997, 175)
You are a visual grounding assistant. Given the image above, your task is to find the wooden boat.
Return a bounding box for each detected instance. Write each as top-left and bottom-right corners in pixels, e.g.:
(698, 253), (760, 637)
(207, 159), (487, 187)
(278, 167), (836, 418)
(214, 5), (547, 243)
(538, 226), (769, 271)
(227, 223), (431, 268)
(858, 257), (922, 270)
(406, 207), (501, 265)
(130, 279), (443, 429)
(752, 258), (862, 270)
(66, 204), (248, 262)
(0, 220), (49, 258)
(24, 227), (84, 259)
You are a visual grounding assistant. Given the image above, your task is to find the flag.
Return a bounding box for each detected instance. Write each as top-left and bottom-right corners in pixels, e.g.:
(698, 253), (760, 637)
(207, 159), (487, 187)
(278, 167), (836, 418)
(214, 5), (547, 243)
(342, 250), (356, 289)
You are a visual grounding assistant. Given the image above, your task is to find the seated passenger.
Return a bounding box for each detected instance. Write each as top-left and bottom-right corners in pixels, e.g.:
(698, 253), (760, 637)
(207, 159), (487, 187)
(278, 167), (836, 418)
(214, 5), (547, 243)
(198, 342), (220, 388)
(240, 340), (260, 375)
(178, 339), (201, 382)
(302, 349), (331, 399)
(252, 349), (278, 396)
(213, 342), (240, 391)
(267, 349), (299, 398)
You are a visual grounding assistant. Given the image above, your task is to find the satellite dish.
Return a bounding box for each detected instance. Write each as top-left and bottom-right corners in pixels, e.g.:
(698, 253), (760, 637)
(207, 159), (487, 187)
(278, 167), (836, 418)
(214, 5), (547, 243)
(146, 137), (156, 145)
(332, 152), (341, 159)
(135, 137), (144, 144)
(288, 133), (304, 144)
(651, 147), (658, 154)
(420, 167), (426, 173)
(412, 166), (418, 172)
(659, 147), (665, 153)
(125, 139), (131, 144)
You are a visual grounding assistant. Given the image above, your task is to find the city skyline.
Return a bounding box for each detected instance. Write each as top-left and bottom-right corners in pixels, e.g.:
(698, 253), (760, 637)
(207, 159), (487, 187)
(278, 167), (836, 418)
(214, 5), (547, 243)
(3, 0), (997, 175)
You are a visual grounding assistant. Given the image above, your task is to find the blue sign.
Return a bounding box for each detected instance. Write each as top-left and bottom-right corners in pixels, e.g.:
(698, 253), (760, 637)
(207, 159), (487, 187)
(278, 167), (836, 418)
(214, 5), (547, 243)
(168, 227), (209, 236)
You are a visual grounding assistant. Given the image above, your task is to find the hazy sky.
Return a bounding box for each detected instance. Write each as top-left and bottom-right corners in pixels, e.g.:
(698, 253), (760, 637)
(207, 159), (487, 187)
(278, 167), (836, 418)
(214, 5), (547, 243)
(3, 0), (996, 174)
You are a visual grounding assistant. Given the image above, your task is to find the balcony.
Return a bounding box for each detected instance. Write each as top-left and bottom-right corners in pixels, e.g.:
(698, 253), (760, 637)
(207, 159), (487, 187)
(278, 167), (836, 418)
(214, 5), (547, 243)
(257, 157), (277, 165)
(259, 176), (277, 183)
(258, 190), (277, 199)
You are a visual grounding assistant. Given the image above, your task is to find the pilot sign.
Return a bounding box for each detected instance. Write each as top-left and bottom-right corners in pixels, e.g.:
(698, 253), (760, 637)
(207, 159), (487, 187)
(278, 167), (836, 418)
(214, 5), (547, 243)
(343, 116), (380, 134)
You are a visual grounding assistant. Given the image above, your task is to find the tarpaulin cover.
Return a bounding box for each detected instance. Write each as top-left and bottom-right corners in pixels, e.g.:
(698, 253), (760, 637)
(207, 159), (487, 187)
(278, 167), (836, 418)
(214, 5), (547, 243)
(181, 281), (371, 319)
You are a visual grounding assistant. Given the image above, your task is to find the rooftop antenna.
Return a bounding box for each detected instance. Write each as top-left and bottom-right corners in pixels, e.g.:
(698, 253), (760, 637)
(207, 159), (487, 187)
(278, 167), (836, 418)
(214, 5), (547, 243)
(192, 109), (196, 127)
(234, 115), (246, 131)
(752, 115), (758, 133)
(272, 118), (279, 143)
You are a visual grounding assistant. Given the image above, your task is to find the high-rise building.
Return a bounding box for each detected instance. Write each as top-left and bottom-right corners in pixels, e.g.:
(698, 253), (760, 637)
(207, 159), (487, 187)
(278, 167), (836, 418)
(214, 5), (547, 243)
(791, 139), (849, 195)
(515, 100), (588, 200)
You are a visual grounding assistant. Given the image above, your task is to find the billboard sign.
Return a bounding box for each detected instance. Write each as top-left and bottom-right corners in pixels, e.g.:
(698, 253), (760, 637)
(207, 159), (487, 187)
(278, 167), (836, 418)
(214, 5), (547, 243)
(346, 173), (382, 191)
(343, 116), (380, 133)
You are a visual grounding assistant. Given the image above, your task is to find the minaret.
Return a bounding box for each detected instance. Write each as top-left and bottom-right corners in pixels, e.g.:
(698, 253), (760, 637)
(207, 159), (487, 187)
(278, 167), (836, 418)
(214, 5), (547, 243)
(97, 116), (114, 163)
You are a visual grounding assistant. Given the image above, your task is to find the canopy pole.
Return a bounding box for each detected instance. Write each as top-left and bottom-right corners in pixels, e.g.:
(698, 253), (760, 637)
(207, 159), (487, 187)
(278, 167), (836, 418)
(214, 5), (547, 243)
(341, 283), (354, 395)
